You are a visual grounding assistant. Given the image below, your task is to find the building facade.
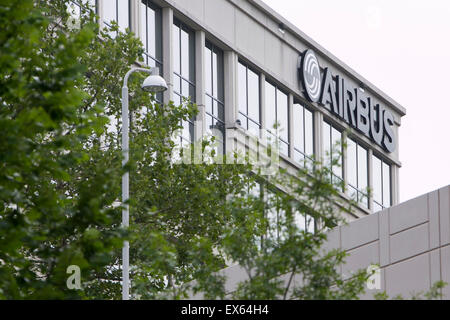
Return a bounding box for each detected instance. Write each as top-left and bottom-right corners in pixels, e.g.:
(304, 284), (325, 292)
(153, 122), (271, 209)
(73, 0), (406, 222)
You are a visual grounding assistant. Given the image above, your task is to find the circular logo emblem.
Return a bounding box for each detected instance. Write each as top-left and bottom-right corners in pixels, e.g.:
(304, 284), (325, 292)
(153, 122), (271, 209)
(301, 49), (321, 102)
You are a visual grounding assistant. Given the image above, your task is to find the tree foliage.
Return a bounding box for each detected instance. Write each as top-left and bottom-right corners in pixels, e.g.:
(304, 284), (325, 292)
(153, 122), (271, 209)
(0, 0), (124, 299)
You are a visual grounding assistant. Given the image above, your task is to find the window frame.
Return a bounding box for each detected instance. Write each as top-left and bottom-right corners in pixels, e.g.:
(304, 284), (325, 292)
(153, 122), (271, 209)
(204, 41), (225, 154)
(173, 19), (196, 145)
(237, 61), (261, 135)
(264, 80), (290, 157)
(346, 136), (369, 208)
(372, 153), (392, 212)
(293, 101), (314, 166)
(264, 186), (315, 245)
(102, 0), (130, 32)
(139, 0), (163, 69)
(323, 120), (344, 189)
(68, 0), (97, 20)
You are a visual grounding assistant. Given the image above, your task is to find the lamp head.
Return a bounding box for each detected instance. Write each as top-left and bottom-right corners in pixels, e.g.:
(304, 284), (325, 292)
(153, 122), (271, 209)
(141, 68), (168, 93)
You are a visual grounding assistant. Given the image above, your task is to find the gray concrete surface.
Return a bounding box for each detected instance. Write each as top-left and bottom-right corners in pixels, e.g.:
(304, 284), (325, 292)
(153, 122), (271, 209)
(219, 185), (450, 299)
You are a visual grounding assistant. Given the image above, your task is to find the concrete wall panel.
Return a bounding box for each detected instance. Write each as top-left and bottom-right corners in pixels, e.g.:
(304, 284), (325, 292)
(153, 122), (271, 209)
(281, 45), (300, 92)
(221, 264), (249, 294)
(341, 213), (379, 250)
(320, 227), (342, 275)
(263, 31), (282, 79)
(390, 223), (429, 263)
(441, 245), (450, 299)
(204, 0), (235, 46)
(430, 249), (441, 289)
(234, 0), (268, 25)
(385, 253), (430, 298)
(439, 186), (450, 246)
(389, 193), (428, 234)
(359, 268), (385, 300)
(342, 241), (379, 280)
(213, 186), (449, 299)
(379, 209), (390, 266)
(321, 227), (341, 254)
(235, 10), (265, 67)
(429, 190), (441, 249)
(172, 0), (205, 22)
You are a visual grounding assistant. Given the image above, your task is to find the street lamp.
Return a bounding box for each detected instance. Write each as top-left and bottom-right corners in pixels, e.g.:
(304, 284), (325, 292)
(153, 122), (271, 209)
(121, 67), (167, 300)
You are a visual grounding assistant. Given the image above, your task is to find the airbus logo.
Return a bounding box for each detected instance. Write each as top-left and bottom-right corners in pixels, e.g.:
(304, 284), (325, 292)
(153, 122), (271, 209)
(299, 49), (396, 153)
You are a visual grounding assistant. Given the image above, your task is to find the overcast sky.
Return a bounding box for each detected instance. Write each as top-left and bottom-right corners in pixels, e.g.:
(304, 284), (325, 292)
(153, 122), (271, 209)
(262, 0), (450, 202)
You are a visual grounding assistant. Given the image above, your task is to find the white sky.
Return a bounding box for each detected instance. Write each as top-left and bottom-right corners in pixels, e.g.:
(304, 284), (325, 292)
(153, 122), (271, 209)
(262, 0), (450, 202)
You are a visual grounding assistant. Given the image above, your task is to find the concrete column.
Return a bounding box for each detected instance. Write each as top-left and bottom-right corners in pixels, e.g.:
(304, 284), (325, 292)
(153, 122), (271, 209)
(342, 130), (348, 190)
(97, 0), (104, 28)
(223, 51), (237, 156)
(392, 165), (400, 205)
(224, 51), (237, 128)
(260, 73), (266, 135)
(392, 124), (400, 204)
(314, 111), (323, 163)
(288, 93), (294, 159)
(195, 30), (205, 140)
(93, 0), (99, 15)
(129, 0), (139, 34)
(162, 7), (173, 103)
(368, 148), (374, 212)
(313, 110), (325, 232)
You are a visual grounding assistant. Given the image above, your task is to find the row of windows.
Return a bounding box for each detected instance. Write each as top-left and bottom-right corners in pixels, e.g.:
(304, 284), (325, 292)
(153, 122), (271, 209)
(237, 62), (315, 164)
(323, 122), (391, 210)
(84, 0), (393, 213)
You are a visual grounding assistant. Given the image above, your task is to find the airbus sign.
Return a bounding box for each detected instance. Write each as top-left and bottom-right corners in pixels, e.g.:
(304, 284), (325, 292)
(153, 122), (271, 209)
(300, 49), (396, 153)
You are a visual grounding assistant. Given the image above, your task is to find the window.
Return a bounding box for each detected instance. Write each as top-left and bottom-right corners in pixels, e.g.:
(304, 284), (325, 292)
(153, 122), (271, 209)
(266, 190), (315, 244)
(347, 138), (369, 208)
(244, 181), (264, 249)
(68, 0), (96, 19)
(103, 0), (129, 32)
(294, 211), (315, 234)
(265, 81), (289, 156)
(293, 102), (314, 167)
(139, 1), (162, 69)
(205, 42), (225, 155)
(373, 155), (391, 212)
(323, 121), (343, 189)
(173, 20), (195, 145)
(238, 62), (260, 136)
(266, 191), (281, 243)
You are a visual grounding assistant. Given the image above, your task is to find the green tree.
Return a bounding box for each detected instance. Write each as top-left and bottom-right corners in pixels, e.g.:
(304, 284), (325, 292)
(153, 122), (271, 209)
(0, 0), (124, 299)
(1, 0), (371, 300)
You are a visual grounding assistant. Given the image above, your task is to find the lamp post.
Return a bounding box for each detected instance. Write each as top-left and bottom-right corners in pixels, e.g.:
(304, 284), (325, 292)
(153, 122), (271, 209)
(121, 67), (167, 300)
